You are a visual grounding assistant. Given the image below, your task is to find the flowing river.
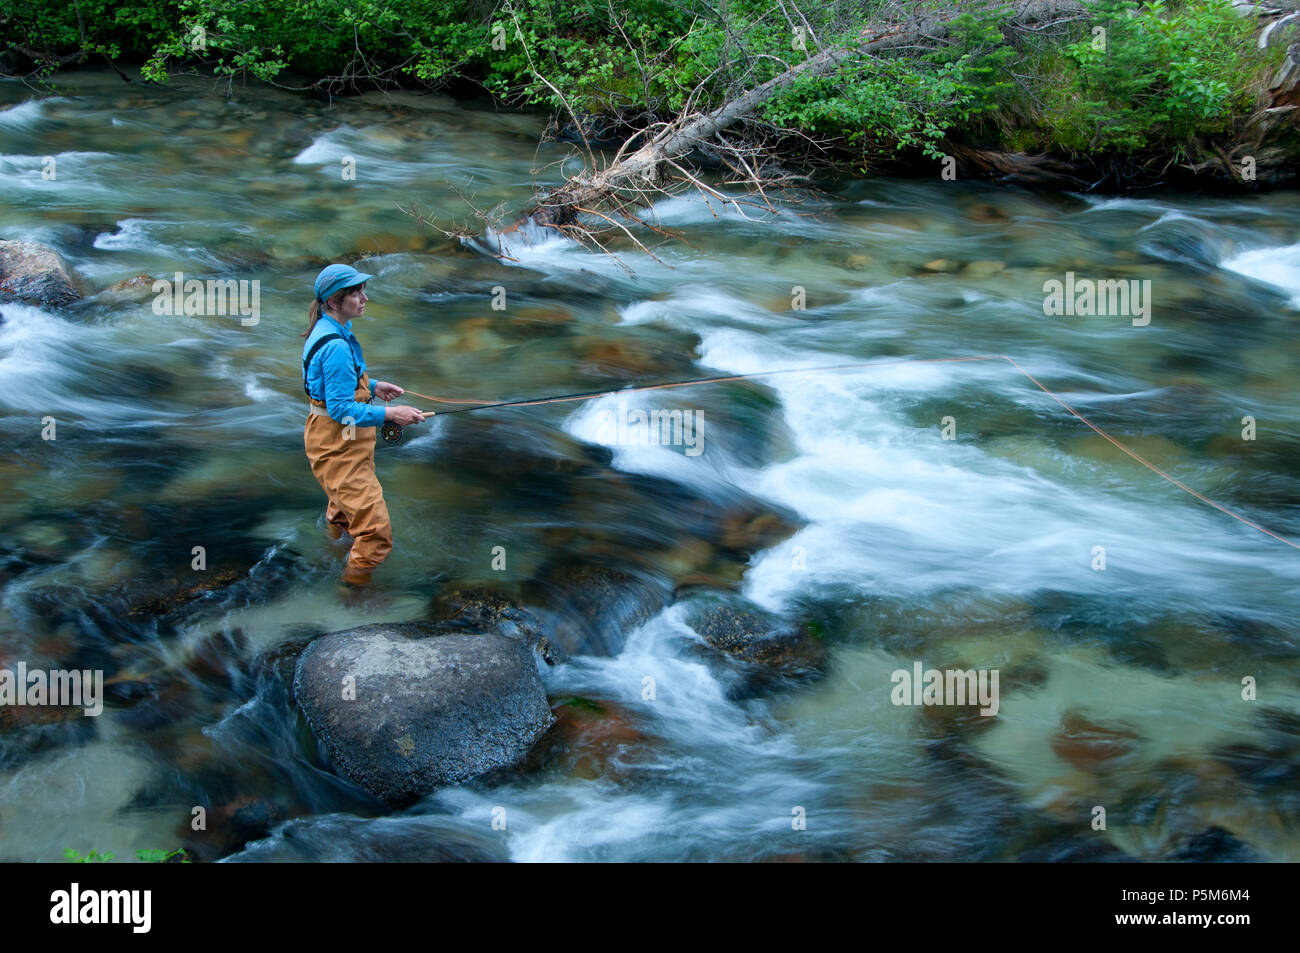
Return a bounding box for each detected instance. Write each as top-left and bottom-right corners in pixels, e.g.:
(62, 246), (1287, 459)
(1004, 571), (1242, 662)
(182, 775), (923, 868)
(1, 69), (1298, 862)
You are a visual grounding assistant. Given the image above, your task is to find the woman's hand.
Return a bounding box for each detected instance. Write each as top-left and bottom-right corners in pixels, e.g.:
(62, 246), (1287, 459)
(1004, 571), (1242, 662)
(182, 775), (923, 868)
(385, 405), (426, 425)
(374, 381), (404, 401)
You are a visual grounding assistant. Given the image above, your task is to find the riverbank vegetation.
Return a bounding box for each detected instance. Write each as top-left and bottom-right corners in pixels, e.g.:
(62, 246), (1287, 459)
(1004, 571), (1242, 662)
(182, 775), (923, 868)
(3, 0), (1296, 188)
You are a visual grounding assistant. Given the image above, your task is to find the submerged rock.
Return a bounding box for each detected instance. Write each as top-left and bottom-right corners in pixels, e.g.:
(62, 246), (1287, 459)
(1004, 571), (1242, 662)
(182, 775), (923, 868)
(351, 233), (409, 255)
(293, 622), (553, 808)
(684, 594), (827, 674)
(125, 567), (247, 621)
(189, 795), (293, 857)
(0, 702), (96, 771)
(964, 202), (1010, 224)
(253, 630), (324, 705)
(93, 274), (157, 305)
(962, 260), (1007, 279)
(1012, 827), (1136, 863)
(1168, 826), (1264, 863)
(528, 696), (659, 783)
(714, 500), (801, 554)
(1211, 707), (1300, 790)
(429, 586), (559, 664)
(0, 240), (81, 305)
(222, 812), (509, 862)
(570, 328), (700, 380)
(920, 258), (957, 273)
(1050, 710), (1142, 774)
(510, 304), (576, 329)
(432, 417), (613, 483)
(528, 561), (672, 657)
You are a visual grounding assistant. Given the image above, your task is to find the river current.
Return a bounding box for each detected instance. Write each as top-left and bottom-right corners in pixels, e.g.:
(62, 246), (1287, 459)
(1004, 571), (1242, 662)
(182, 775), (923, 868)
(1, 69), (1297, 862)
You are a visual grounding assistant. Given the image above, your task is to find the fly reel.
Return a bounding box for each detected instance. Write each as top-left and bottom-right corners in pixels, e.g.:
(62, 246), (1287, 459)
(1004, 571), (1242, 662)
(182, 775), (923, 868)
(379, 411), (433, 447)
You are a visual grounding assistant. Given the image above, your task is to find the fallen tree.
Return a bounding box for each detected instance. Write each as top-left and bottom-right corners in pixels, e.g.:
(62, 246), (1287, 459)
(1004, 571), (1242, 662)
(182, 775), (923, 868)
(399, 0), (1096, 258)
(398, 0), (1300, 258)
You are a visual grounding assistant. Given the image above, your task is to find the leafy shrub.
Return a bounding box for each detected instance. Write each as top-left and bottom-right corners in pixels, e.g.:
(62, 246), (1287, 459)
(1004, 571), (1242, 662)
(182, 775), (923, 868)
(0, 0), (1284, 161)
(1049, 0), (1269, 153)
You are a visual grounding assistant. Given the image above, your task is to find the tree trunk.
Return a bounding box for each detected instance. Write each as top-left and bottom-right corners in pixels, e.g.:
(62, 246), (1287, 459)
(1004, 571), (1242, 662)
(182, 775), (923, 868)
(507, 0), (1094, 232)
(501, 0), (1299, 235)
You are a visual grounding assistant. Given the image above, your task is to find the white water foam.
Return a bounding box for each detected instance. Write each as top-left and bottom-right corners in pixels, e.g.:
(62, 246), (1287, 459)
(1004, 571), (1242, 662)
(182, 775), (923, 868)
(427, 604), (823, 862)
(0, 151), (118, 193)
(565, 388), (727, 492)
(291, 125), (450, 184)
(565, 317), (1300, 621)
(93, 218), (178, 253)
(1139, 210), (1206, 231)
(291, 125), (359, 165)
(633, 191), (791, 226)
(91, 218), (231, 269)
(617, 286), (786, 329)
(700, 329), (1300, 615)
(0, 302), (93, 377)
(1221, 242), (1300, 306)
(0, 100), (53, 126)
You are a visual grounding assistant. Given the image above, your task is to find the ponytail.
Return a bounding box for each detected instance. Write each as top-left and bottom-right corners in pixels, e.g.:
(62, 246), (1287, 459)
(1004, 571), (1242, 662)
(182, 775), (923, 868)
(301, 298), (323, 338)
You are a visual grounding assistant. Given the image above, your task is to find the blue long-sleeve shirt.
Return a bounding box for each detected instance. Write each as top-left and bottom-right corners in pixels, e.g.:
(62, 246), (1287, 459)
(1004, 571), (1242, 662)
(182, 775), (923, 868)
(302, 313), (385, 428)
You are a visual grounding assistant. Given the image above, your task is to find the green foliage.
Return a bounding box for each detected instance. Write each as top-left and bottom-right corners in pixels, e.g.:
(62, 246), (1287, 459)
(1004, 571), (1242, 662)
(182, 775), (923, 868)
(136, 848), (191, 862)
(1049, 0), (1268, 153)
(139, 0), (448, 84)
(924, 6), (1021, 117)
(758, 4), (1021, 162)
(62, 846), (190, 862)
(0, 0), (1282, 162)
(64, 847), (115, 862)
(466, 0), (698, 113)
(762, 56), (967, 160)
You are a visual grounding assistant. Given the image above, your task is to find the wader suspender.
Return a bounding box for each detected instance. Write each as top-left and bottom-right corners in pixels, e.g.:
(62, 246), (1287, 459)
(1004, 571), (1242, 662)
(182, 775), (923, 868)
(302, 333), (362, 399)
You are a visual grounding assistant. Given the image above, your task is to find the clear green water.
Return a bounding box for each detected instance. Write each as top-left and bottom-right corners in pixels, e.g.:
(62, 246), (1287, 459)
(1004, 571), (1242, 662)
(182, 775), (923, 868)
(1, 69), (1298, 862)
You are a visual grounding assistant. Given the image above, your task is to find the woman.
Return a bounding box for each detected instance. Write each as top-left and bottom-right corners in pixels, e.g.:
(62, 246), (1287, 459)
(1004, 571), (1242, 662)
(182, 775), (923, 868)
(301, 264), (425, 586)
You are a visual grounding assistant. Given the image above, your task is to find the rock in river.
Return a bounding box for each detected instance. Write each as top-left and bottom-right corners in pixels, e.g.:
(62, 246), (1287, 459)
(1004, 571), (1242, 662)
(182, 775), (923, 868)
(0, 240), (82, 305)
(430, 586), (560, 664)
(528, 561), (672, 658)
(294, 622), (553, 808)
(684, 593), (827, 675)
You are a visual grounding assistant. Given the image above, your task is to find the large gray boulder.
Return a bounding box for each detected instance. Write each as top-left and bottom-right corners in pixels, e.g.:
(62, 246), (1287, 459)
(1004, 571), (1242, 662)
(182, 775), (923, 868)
(0, 240), (81, 305)
(293, 622), (553, 808)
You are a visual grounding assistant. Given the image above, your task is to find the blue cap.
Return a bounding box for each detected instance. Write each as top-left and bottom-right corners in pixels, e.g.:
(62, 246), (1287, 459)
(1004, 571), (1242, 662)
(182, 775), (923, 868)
(314, 263), (374, 304)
